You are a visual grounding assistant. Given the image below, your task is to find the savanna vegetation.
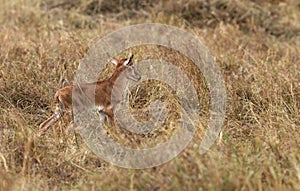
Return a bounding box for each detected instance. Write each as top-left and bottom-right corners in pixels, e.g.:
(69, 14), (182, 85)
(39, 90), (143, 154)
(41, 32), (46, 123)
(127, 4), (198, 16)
(0, 0), (299, 190)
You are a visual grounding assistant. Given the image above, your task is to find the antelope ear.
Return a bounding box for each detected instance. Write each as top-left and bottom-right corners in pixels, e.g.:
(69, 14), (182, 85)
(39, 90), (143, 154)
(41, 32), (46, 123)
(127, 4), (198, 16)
(124, 54), (134, 66)
(111, 58), (118, 65)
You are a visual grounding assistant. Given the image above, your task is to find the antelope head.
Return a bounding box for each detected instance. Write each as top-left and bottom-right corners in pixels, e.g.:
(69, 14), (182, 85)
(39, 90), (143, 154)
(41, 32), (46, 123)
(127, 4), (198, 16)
(111, 54), (141, 82)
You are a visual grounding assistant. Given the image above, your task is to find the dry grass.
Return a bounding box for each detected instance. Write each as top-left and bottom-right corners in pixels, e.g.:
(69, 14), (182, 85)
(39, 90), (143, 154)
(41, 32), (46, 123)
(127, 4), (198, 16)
(0, 0), (300, 190)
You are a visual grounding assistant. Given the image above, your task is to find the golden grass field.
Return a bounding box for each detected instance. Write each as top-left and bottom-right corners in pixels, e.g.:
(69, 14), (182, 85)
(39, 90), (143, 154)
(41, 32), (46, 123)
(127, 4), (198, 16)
(0, 0), (299, 190)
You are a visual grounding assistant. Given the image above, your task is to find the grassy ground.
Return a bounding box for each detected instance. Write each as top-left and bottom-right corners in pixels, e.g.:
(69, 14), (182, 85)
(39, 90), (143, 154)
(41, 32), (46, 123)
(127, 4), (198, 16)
(0, 0), (299, 190)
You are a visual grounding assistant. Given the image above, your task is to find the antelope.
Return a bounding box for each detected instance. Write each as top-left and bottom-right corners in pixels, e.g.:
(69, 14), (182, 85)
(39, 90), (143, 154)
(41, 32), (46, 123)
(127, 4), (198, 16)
(38, 54), (141, 137)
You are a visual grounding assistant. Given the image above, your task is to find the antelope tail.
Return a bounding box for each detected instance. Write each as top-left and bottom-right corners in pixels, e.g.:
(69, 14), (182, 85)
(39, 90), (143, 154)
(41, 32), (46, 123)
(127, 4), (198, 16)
(38, 114), (59, 137)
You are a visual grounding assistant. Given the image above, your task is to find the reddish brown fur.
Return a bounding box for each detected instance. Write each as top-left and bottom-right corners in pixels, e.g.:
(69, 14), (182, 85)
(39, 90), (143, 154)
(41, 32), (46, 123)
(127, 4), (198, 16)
(38, 55), (140, 137)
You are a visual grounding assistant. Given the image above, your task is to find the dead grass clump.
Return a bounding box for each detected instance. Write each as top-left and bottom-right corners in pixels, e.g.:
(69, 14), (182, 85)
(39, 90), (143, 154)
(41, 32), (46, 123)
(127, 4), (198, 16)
(84, 0), (158, 15)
